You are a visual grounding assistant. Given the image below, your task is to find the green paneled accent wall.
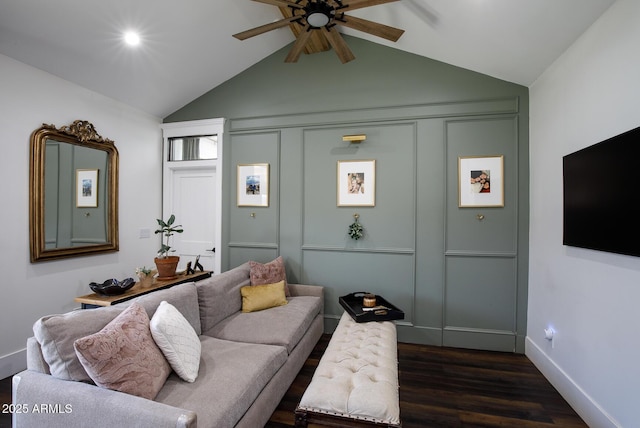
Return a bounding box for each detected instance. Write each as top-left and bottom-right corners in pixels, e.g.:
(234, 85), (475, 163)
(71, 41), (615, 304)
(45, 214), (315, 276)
(302, 123), (416, 249)
(228, 131), (280, 267)
(165, 36), (529, 353)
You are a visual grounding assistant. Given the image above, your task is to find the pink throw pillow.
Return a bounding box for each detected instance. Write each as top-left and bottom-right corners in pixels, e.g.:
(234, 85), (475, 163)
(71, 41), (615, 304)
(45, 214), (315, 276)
(249, 256), (290, 296)
(74, 302), (171, 400)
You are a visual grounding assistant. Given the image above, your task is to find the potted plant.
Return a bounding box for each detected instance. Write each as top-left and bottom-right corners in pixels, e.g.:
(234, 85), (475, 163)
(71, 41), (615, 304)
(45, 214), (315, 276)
(154, 214), (183, 280)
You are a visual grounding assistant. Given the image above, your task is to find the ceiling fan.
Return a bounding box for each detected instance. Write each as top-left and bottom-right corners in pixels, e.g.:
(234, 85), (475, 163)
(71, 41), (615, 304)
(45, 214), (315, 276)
(233, 0), (405, 64)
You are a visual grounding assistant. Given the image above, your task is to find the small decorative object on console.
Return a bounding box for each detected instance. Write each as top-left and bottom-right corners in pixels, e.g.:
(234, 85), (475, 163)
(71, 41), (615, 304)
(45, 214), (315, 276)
(185, 255), (205, 275)
(89, 278), (135, 296)
(362, 293), (377, 307)
(136, 266), (156, 288)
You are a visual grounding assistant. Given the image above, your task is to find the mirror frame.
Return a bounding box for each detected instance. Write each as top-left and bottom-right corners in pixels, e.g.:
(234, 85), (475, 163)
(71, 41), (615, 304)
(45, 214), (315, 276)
(29, 120), (119, 262)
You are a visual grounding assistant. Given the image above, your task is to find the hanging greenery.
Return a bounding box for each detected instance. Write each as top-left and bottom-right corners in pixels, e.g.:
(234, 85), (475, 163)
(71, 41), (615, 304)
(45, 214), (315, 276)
(348, 214), (364, 240)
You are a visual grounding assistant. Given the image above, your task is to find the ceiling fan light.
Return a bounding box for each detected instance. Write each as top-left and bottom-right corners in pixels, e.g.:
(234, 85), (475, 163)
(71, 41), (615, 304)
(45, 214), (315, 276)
(307, 12), (330, 27)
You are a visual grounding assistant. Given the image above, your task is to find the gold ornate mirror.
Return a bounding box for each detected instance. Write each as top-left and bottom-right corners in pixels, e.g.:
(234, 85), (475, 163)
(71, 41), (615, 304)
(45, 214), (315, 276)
(29, 120), (119, 262)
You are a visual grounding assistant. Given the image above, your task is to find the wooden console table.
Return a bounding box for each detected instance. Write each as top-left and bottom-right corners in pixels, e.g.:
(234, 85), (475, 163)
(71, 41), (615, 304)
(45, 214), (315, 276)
(74, 271), (212, 309)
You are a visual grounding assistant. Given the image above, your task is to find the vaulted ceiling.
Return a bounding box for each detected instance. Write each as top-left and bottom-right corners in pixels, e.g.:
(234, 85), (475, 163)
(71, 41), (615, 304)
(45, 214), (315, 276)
(0, 0), (615, 118)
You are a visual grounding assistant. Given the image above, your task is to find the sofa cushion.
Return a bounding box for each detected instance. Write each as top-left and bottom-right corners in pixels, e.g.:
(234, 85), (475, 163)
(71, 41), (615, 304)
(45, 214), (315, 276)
(249, 256), (290, 296)
(150, 301), (201, 382)
(196, 263), (251, 332)
(241, 281), (288, 313)
(74, 303), (171, 400)
(34, 305), (125, 382)
(33, 282), (199, 383)
(120, 282), (201, 335)
(203, 296), (322, 354)
(155, 335), (288, 428)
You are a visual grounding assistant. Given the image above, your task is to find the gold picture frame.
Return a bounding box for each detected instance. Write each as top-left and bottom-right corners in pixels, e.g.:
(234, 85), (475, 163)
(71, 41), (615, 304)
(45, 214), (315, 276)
(458, 155), (504, 207)
(337, 160), (376, 207)
(237, 163), (269, 207)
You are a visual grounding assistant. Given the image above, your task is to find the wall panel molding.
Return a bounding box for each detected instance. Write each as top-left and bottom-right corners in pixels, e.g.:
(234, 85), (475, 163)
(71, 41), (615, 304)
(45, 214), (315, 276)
(229, 97), (520, 132)
(227, 131), (281, 263)
(444, 250), (517, 258)
(302, 245), (415, 255)
(301, 121), (417, 252)
(228, 242), (278, 249)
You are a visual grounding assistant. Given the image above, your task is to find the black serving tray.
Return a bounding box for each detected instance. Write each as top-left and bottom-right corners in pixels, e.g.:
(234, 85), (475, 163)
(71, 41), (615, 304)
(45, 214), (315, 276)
(339, 292), (405, 323)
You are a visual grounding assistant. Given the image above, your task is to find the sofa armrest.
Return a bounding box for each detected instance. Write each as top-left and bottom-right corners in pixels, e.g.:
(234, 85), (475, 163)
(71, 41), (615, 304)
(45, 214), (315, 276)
(12, 370), (196, 428)
(288, 283), (323, 299)
(288, 284), (324, 314)
(26, 336), (50, 374)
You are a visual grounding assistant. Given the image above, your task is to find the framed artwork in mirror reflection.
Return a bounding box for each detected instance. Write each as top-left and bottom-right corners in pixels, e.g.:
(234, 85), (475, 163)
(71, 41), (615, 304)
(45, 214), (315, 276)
(76, 169), (99, 207)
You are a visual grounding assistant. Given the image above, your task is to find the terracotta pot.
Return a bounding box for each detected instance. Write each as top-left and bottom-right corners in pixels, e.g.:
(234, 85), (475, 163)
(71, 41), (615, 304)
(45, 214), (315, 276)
(154, 256), (180, 280)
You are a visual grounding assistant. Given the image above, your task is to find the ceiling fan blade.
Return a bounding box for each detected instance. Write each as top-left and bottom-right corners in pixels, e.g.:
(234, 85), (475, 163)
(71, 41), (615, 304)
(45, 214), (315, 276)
(322, 26), (355, 64)
(336, 14), (404, 42)
(233, 15), (301, 40)
(338, 0), (400, 12)
(251, 0), (304, 9)
(285, 25), (314, 62)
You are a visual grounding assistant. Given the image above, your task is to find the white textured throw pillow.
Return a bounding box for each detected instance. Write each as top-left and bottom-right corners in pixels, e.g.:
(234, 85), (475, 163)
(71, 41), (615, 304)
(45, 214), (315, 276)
(150, 301), (201, 382)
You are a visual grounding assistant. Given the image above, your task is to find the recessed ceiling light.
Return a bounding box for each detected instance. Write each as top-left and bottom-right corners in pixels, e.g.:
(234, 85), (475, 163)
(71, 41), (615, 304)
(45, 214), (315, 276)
(124, 31), (140, 46)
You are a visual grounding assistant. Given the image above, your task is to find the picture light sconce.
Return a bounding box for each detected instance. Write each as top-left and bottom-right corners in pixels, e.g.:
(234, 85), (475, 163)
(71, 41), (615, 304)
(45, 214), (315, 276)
(343, 134), (366, 144)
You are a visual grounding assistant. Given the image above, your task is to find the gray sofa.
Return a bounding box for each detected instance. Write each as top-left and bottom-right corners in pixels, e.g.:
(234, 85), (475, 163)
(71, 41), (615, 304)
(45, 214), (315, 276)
(12, 263), (324, 428)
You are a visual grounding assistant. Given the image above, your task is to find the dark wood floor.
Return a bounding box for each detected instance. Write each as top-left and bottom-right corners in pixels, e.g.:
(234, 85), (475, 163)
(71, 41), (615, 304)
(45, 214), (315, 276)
(0, 376), (10, 428)
(267, 334), (587, 428)
(1, 335), (586, 428)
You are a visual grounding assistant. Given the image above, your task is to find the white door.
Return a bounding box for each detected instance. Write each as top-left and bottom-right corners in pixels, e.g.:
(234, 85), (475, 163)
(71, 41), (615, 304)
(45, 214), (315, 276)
(167, 166), (217, 272)
(160, 118), (224, 275)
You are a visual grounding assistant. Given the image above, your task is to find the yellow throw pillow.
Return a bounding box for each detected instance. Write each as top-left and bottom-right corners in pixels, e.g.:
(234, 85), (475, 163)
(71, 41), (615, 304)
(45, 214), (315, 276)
(241, 281), (288, 313)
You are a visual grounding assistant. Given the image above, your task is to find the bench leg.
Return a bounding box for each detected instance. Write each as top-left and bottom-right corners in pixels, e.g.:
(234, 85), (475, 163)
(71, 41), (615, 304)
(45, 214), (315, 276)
(294, 408), (308, 427)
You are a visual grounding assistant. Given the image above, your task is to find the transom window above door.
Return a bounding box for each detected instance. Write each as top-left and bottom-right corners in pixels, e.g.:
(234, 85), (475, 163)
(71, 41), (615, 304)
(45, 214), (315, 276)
(168, 135), (218, 161)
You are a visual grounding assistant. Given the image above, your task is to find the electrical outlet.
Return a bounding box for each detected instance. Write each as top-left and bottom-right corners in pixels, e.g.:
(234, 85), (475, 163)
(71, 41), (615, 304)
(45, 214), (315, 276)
(139, 228), (150, 239)
(544, 327), (555, 348)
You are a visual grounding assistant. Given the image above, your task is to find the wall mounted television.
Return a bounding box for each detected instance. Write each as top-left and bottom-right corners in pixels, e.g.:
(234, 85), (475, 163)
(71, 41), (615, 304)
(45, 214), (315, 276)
(563, 125), (640, 257)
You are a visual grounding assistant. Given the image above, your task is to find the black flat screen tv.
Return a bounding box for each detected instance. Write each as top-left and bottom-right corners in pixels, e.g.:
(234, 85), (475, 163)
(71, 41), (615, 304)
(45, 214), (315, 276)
(563, 125), (640, 257)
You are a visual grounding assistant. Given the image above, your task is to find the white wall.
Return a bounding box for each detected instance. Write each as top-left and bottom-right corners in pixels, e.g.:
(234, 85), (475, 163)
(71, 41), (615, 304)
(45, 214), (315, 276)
(527, 1), (640, 426)
(0, 54), (163, 379)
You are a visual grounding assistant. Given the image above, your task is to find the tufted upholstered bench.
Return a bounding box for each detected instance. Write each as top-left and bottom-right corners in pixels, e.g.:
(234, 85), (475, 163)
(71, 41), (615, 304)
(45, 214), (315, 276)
(295, 311), (401, 427)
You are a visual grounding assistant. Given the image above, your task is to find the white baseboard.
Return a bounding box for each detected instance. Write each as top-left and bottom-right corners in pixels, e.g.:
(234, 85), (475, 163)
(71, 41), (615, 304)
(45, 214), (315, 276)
(525, 337), (620, 428)
(0, 348), (27, 380)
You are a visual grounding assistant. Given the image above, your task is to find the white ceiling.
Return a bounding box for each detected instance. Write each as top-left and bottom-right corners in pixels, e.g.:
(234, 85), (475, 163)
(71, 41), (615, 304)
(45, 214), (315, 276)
(0, 0), (615, 118)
